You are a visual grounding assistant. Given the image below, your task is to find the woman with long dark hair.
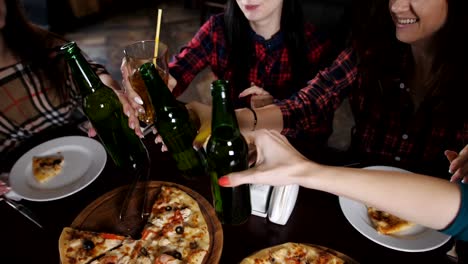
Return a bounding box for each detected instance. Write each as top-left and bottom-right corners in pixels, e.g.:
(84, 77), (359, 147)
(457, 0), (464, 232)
(0, 0), (127, 160)
(123, 0), (335, 141)
(187, 0), (468, 180)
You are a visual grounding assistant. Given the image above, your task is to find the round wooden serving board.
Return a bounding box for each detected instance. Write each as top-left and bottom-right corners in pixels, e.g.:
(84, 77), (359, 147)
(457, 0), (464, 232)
(71, 181), (223, 264)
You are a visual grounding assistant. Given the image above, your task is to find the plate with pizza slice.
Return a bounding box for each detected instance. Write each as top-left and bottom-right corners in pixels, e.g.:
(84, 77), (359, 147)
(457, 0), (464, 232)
(59, 181), (223, 264)
(339, 166), (451, 252)
(9, 136), (106, 201)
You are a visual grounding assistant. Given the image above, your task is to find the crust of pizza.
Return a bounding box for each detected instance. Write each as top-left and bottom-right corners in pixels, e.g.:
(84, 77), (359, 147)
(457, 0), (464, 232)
(32, 153), (64, 183)
(240, 243), (345, 264)
(367, 206), (414, 235)
(58, 227), (126, 264)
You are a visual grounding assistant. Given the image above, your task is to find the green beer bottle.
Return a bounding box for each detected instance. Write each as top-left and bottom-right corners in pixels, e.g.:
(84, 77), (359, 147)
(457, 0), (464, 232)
(138, 62), (206, 180)
(206, 80), (251, 225)
(61, 42), (147, 170)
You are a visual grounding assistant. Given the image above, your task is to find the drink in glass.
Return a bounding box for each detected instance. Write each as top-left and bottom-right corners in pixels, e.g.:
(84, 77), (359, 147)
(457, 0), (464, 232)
(124, 40), (169, 124)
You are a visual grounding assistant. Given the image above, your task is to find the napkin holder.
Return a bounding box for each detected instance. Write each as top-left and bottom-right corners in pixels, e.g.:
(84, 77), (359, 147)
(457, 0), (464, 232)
(250, 184), (299, 225)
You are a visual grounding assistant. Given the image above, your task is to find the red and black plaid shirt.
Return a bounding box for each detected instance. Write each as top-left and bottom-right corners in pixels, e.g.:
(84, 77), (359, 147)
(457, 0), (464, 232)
(170, 13), (332, 141)
(277, 48), (468, 176)
(170, 14), (331, 101)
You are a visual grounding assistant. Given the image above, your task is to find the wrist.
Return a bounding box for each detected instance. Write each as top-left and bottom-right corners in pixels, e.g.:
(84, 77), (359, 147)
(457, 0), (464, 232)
(246, 107), (257, 131)
(296, 163), (330, 190)
(235, 108), (255, 132)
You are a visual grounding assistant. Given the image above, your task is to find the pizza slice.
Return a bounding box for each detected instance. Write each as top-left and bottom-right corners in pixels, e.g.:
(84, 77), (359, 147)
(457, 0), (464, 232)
(58, 227), (126, 264)
(141, 186), (210, 264)
(367, 206), (414, 235)
(32, 153), (64, 183)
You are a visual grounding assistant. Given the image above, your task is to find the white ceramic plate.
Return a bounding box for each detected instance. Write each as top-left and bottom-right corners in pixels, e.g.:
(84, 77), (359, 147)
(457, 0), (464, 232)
(9, 136), (107, 201)
(339, 166), (451, 252)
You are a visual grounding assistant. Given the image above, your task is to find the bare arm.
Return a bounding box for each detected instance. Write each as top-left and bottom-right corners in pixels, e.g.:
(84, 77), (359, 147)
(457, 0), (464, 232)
(307, 166), (461, 230)
(235, 105), (284, 133)
(221, 130), (462, 230)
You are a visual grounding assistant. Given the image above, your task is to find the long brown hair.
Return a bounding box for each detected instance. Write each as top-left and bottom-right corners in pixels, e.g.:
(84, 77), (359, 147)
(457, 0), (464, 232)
(4, 0), (68, 99)
(352, 0), (468, 113)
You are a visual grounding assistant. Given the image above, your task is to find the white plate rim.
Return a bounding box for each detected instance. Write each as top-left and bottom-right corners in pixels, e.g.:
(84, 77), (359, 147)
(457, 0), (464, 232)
(338, 165), (451, 252)
(9, 136), (107, 202)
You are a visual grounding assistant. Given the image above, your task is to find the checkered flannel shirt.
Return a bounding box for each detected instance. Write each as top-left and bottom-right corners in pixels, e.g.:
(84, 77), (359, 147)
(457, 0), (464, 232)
(169, 13), (331, 101)
(0, 45), (106, 155)
(277, 48), (468, 176)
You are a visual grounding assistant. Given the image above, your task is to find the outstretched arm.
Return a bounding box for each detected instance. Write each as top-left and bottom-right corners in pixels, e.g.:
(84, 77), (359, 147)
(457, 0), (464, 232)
(220, 130), (462, 231)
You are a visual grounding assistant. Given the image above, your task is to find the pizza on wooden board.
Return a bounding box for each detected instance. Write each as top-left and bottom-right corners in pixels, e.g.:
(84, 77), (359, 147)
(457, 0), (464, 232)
(367, 206), (414, 235)
(59, 186), (210, 264)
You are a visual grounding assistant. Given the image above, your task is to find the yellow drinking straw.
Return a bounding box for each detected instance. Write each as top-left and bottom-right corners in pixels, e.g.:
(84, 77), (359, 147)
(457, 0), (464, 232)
(153, 9), (163, 65)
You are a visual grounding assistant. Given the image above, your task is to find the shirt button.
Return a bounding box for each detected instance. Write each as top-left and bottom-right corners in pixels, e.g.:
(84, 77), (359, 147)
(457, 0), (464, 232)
(402, 134), (409, 140)
(400, 83), (405, 89)
(394, 156), (401, 161)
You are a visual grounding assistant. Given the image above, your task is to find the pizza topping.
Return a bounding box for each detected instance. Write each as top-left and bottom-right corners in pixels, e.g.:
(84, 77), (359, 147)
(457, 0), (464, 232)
(189, 242), (198, 249)
(83, 239), (95, 250)
(175, 226), (184, 234)
(163, 250), (182, 260)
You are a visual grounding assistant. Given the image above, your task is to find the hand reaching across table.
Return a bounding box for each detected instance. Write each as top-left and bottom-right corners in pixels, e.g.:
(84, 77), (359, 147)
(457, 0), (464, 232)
(219, 129), (468, 241)
(446, 144), (468, 183)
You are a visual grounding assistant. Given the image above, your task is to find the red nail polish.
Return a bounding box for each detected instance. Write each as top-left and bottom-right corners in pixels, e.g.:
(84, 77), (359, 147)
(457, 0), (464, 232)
(218, 177), (230, 186)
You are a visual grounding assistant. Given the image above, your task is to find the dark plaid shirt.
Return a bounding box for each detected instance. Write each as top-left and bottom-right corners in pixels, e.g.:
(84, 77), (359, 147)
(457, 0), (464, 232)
(277, 48), (468, 177)
(169, 13), (331, 101)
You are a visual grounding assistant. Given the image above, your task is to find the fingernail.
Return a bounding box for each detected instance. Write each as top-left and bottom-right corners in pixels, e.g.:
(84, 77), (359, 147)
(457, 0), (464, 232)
(130, 122), (135, 129)
(125, 110), (130, 117)
(449, 170), (453, 174)
(462, 179), (466, 184)
(218, 176), (230, 186)
(134, 97), (144, 105)
(138, 108), (145, 113)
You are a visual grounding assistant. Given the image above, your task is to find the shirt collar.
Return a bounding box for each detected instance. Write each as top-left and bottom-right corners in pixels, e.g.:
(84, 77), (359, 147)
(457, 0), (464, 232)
(249, 28), (284, 51)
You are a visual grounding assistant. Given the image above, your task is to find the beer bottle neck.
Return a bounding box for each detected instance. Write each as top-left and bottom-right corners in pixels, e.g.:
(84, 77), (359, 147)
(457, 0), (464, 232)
(61, 42), (103, 96)
(139, 62), (177, 111)
(211, 80), (240, 135)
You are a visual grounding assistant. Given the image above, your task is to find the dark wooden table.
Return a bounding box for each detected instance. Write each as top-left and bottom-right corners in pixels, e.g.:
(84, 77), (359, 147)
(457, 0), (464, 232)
(0, 127), (456, 264)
